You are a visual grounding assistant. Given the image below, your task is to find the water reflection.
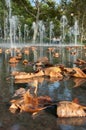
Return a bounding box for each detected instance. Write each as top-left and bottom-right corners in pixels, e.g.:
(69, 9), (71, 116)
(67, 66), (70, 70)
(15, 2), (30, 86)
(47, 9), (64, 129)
(38, 79), (73, 101)
(57, 117), (86, 130)
(48, 81), (60, 98)
(57, 81), (72, 101)
(0, 46), (86, 129)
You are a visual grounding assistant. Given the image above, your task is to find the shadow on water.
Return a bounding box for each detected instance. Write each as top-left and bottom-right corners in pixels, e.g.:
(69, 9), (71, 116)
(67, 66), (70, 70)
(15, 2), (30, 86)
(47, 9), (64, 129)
(0, 46), (86, 130)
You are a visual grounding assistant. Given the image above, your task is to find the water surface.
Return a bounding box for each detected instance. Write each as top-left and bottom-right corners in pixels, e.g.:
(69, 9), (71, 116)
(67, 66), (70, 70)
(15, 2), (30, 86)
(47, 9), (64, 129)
(0, 46), (86, 130)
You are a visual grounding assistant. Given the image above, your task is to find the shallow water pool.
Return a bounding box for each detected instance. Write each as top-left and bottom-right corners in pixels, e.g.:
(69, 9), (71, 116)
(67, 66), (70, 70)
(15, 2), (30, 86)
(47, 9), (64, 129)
(0, 46), (86, 130)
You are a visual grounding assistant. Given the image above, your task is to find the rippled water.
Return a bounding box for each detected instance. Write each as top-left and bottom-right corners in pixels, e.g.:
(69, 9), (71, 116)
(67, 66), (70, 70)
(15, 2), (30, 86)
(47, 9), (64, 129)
(0, 46), (86, 130)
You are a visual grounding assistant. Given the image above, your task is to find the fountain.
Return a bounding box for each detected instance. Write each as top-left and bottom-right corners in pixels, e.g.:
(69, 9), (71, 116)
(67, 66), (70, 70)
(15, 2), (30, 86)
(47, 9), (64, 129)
(38, 20), (45, 44)
(5, 0), (12, 47)
(38, 21), (45, 57)
(4, 0), (19, 49)
(24, 24), (28, 44)
(69, 27), (74, 44)
(49, 21), (54, 44)
(60, 15), (68, 43)
(32, 21), (37, 44)
(4, 17), (8, 42)
(74, 18), (79, 45)
(0, 3), (82, 48)
(18, 24), (22, 43)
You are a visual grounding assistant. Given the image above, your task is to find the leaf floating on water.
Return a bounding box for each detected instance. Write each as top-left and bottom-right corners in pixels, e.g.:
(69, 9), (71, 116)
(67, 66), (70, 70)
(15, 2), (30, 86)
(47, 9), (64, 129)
(57, 101), (86, 117)
(73, 67), (86, 78)
(9, 89), (52, 114)
(73, 78), (86, 87)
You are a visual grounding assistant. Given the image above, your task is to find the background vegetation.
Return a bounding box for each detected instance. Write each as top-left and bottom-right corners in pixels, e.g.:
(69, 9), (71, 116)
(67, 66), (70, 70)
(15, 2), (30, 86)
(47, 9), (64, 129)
(0, 0), (86, 44)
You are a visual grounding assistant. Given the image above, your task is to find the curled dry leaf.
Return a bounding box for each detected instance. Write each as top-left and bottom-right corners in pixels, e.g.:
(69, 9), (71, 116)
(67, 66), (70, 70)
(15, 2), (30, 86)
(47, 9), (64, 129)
(9, 90), (52, 115)
(57, 101), (86, 117)
(73, 78), (86, 87)
(73, 67), (86, 78)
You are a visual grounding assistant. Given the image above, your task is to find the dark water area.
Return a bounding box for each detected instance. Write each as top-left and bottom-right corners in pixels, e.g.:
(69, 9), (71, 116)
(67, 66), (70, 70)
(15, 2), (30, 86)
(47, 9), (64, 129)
(0, 46), (86, 130)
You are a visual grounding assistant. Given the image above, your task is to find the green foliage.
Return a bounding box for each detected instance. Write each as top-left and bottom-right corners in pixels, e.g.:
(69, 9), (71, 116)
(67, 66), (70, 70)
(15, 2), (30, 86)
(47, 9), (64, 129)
(0, 0), (86, 44)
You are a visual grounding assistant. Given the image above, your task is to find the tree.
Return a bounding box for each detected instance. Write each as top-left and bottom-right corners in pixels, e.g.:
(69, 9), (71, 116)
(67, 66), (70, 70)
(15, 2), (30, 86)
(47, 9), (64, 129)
(0, 0), (7, 38)
(11, 0), (60, 42)
(59, 0), (86, 44)
(72, 0), (86, 43)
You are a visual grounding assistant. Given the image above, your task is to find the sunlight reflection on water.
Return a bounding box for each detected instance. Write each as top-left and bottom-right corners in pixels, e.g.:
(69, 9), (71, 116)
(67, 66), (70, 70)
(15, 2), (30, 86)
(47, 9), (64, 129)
(0, 46), (86, 130)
